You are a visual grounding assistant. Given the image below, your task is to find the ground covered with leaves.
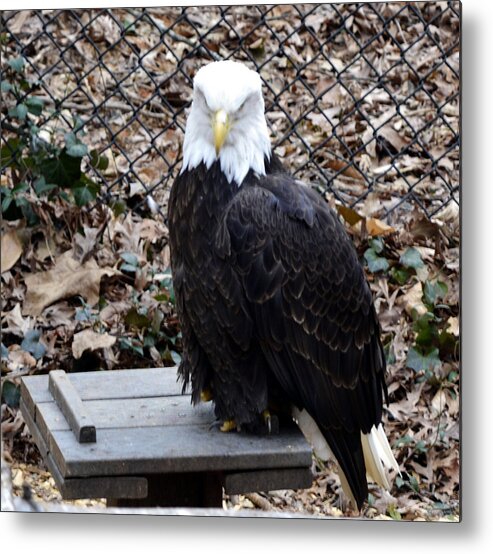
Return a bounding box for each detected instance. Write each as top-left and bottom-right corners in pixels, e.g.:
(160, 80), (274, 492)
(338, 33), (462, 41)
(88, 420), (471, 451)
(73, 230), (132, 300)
(1, 4), (459, 520)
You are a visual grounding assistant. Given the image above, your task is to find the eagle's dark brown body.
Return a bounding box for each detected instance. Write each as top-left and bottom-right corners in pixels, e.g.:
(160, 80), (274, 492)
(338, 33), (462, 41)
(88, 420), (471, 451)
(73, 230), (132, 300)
(168, 155), (387, 508)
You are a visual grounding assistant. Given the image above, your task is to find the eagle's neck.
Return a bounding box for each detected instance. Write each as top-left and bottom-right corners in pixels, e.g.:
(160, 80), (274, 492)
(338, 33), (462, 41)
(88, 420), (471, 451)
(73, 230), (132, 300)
(180, 110), (272, 187)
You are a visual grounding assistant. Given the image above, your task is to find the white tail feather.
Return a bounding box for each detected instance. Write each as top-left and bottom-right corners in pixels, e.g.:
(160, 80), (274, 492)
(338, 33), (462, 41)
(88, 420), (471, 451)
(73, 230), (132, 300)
(361, 429), (390, 489)
(361, 425), (401, 489)
(336, 462), (357, 508)
(292, 407), (400, 504)
(376, 423), (401, 473)
(292, 406), (332, 461)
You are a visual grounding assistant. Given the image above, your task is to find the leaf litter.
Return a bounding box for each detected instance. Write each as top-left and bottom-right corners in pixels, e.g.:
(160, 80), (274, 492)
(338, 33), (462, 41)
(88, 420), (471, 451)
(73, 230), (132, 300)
(1, 3), (459, 521)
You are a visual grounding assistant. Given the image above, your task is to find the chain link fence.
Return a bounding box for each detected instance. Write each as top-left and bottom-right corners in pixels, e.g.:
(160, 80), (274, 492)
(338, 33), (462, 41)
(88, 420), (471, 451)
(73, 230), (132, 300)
(1, 3), (460, 223)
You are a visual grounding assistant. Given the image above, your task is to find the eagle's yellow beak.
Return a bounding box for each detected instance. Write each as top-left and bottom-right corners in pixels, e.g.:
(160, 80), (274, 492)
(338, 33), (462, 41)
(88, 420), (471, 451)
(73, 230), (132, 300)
(212, 109), (229, 155)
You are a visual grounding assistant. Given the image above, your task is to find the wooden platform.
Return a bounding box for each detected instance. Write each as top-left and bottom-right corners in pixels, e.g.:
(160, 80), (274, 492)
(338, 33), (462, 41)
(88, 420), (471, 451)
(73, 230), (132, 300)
(20, 367), (313, 507)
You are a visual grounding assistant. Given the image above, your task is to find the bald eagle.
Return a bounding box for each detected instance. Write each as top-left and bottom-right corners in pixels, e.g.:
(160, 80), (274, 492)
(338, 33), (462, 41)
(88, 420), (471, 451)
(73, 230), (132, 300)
(168, 61), (399, 509)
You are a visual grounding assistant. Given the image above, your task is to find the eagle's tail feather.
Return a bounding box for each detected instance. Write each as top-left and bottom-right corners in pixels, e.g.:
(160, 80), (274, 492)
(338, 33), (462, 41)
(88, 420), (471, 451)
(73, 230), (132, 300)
(360, 424), (401, 491)
(293, 407), (400, 508)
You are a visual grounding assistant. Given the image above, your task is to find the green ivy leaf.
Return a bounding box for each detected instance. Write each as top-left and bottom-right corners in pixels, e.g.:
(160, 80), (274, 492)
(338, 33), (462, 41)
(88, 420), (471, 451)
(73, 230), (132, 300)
(120, 252), (139, 267)
(394, 434), (413, 448)
(423, 280), (448, 306)
(413, 312), (439, 347)
(1, 138), (21, 166)
(408, 475), (420, 493)
(448, 370), (458, 383)
(110, 199), (127, 217)
(143, 335), (156, 348)
(1, 381), (20, 408)
(390, 266), (411, 285)
(12, 181), (29, 195)
(400, 247), (424, 269)
(369, 237), (384, 254)
(364, 248), (389, 273)
(65, 132), (88, 158)
(25, 96), (44, 116)
(406, 346), (441, 373)
(119, 337), (144, 357)
(1, 343), (9, 359)
(21, 329), (46, 360)
(8, 56), (25, 73)
(9, 103), (28, 120)
(34, 177), (58, 196)
(1, 80), (13, 92)
(67, 142), (88, 158)
(72, 182), (99, 206)
(73, 117), (86, 133)
(40, 149), (82, 187)
(125, 307), (151, 329)
(89, 149), (109, 170)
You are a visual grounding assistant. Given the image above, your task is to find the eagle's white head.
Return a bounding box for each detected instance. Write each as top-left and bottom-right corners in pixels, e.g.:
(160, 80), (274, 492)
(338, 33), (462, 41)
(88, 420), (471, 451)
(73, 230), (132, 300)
(180, 60), (272, 186)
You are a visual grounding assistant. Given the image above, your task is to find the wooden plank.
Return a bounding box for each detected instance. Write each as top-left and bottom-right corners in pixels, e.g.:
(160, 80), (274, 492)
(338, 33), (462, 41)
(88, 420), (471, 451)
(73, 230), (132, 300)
(56, 471), (148, 501)
(48, 424), (313, 478)
(20, 378), (37, 421)
(40, 442), (148, 500)
(36, 395), (213, 433)
(20, 398), (49, 459)
(49, 370), (96, 443)
(224, 467), (313, 495)
(22, 396), (149, 500)
(21, 367), (183, 405)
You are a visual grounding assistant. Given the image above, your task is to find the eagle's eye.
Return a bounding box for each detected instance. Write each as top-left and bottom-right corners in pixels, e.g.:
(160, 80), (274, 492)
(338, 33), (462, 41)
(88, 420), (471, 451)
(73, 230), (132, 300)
(237, 97), (249, 112)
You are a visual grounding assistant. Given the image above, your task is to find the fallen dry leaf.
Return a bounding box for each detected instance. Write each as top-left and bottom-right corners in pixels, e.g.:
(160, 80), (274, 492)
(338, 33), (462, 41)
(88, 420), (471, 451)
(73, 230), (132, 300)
(337, 205), (364, 226)
(1, 304), (32, 337)
(378, 125), (410, 153)
(1, 230), (23, 273)
(398, 282), (427, 317)
(72, 329), (117, 359)
(6, 345), (37, 371)
(366, 218), (396, 236)
(326, 158), (364, 180)
(431, 389), (447, 418)
(23, 250), (119, 316)
(446, 316), (459, 336)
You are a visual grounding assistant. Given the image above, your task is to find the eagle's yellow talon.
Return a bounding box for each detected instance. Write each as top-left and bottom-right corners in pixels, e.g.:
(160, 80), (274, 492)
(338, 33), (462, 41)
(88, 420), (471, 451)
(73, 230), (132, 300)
(200, 388), (213, 402)
(219, 419), (237, 432)
(262, 409), (272, 434)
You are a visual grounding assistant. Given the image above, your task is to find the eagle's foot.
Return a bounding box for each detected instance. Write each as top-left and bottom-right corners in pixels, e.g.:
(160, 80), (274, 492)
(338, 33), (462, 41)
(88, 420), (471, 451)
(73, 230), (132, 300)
(209, 418), (238, 432)
(263, 410), (279, 435)
(200, 388), (213, 402)
(244, 410), (279, 435)
(219, 419), (238, 432)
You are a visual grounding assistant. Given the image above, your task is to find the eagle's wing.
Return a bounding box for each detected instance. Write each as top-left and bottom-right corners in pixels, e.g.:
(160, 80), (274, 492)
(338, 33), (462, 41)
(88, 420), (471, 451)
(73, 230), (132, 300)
(217, 173), (388, 506)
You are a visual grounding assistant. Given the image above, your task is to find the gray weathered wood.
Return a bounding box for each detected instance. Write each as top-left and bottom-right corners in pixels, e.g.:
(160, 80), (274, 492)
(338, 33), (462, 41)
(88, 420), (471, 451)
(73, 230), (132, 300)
(24, 367), (184, 405)
(20, 397), (49, 459)
(36, 394), (212, 433)
(20, 367), (314, 506)
(48, 370), (96, 443)
(22, 395), (149, 500)
(49, 424), (312, 478)
(224, 467), (313, 495)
